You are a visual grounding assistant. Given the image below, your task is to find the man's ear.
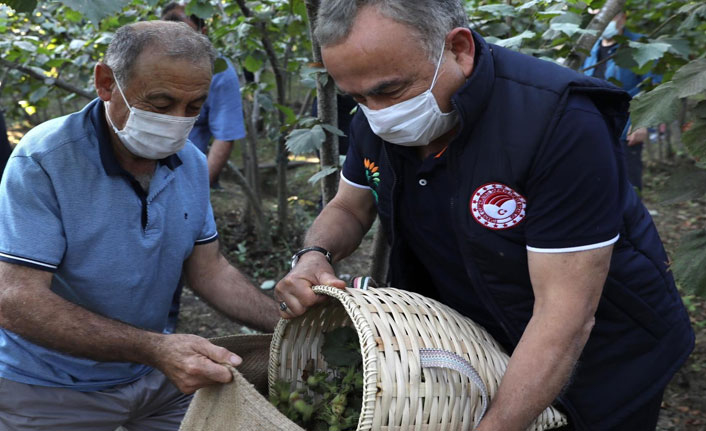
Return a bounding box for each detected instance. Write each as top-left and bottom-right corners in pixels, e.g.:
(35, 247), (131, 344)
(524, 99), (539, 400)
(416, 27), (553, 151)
(94, 63), (115, 102)
(447, 27), (475, 78)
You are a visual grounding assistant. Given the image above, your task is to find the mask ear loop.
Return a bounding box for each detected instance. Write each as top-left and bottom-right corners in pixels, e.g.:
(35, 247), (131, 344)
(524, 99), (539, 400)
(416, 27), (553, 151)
(104, 71), (132, 133)
(112, 74), (133, 111)
(429, 42), (447, 91)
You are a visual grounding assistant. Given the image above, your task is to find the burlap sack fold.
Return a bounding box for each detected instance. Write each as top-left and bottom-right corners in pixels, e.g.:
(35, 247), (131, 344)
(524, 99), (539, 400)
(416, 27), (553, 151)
(179, 333), (303, 431)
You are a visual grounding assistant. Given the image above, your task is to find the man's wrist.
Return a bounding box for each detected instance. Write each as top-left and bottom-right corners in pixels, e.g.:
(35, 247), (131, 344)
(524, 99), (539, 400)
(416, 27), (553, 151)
(291, 246), (333, 269)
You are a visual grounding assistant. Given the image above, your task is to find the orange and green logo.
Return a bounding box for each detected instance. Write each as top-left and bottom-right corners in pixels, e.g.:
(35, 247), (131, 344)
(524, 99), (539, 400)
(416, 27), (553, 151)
(364, 158), (380, 202)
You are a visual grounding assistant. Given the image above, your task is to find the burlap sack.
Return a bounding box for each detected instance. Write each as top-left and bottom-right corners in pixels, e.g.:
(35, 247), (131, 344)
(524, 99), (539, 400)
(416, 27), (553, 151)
(179, 333), (303, 431)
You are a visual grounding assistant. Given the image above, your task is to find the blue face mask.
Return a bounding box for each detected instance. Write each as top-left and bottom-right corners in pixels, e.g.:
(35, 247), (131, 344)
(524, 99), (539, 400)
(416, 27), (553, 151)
(602, 21), (620, 40)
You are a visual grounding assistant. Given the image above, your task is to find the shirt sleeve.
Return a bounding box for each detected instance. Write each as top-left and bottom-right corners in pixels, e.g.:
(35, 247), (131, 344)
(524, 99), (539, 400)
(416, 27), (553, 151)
(0, 155), (66, 271)
(340, 117), (371, 189)
(195, 199), (218, 245)
(206, 59), (246, 142)
(524, 94), (621, 253)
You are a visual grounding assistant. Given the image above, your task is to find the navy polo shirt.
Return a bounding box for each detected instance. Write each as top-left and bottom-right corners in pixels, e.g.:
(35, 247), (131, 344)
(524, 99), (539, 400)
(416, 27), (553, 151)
(342, 94), (619, 350)
(0, 99), (218, 390)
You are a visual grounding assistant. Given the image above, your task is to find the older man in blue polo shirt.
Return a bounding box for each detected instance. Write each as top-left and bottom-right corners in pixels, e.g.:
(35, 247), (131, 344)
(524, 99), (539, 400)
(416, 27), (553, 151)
(0, 21), (279, 430)
(275, 1), (694, 431)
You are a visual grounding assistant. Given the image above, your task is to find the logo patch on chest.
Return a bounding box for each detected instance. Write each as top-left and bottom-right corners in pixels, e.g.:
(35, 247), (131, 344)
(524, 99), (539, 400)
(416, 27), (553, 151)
(470, 183), (526, 230)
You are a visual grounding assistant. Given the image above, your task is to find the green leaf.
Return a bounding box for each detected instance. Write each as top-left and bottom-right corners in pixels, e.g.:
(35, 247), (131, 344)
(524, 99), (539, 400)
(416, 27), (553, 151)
(57, 0), (131, 26)
(308, 165), (339, 185)
(320, 123), (345, 137)
(682, 119), (706, 161)
(494, 30), (535, 49)
(286, 126), (325, 155)
(548, 22), (597, 37)
(627, 41), (671, 68)
(13, 40), (36, 53)
(29, 86), (50, 103)
(3, 0), (37, 13)
(477, 4), (517, 17)
(321, 326), (360, 367)
(672, 229), (706, 297)
(243, 54), (263, 73)
(630, 82), (681, 128)
(213, 57), (227, 74)
(275, 103), (297, 126)
(185, 0), (214, 19)
(672, 58), (706, 99)
(656, 37), (691, 59)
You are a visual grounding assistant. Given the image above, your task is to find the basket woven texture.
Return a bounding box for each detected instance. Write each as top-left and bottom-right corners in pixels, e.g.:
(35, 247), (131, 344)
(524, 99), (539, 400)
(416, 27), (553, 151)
(269, 285), (568, 431)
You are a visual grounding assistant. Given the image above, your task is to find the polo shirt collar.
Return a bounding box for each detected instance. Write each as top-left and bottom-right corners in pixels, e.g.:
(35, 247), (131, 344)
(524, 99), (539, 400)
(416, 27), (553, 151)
(89, 99), (183, 177)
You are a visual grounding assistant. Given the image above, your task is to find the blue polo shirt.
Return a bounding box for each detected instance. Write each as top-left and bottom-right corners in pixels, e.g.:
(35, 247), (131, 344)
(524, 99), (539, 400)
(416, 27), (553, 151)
(189, 56), (246, 153)
(0, 99), (218, 391)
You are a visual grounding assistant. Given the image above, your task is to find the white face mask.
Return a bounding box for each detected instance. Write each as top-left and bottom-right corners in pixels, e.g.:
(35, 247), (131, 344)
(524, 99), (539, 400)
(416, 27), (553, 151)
(359, 44), (458, 147)
(105, 77), (198, 160)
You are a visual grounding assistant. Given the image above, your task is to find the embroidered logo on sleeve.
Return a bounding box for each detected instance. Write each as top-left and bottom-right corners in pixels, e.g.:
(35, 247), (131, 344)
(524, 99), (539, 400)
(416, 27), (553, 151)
(470, 183), (526, 230)
(364, 158), (380, 202)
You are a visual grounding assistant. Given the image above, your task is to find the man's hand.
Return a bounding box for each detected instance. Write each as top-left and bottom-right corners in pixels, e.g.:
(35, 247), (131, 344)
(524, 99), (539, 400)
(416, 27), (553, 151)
(627, 127), (647, 146)
(275, 253), (346, 318)
(148, 333), (242, 394)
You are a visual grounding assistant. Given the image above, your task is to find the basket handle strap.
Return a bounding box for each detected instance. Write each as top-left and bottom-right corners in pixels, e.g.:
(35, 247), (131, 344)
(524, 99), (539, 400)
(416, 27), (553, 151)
(419, 348), (489, 426)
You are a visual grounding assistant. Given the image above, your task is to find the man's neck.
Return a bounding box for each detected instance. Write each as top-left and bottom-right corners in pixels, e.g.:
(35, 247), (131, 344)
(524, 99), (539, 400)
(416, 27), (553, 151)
(415, 125), (459, 160)
(108, 130), (156, 179)
(601, 38), (618, 47)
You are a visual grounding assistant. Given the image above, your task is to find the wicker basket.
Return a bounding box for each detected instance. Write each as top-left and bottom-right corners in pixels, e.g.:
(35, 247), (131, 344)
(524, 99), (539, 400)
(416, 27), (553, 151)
(269, 285), (567, 431)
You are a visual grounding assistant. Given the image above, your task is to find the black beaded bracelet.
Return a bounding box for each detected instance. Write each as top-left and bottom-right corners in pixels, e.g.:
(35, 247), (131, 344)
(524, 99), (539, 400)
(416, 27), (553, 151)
(290, 246), (333, 269)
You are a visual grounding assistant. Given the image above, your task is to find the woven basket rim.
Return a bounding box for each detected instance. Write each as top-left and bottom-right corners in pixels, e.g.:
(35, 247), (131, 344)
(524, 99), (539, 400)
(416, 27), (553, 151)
(269, 285), (379, 431)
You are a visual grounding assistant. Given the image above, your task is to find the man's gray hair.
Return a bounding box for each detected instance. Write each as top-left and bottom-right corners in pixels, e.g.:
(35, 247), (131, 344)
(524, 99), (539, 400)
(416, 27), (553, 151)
(104, 21), (215, 85)
(314, 0), (469, 61)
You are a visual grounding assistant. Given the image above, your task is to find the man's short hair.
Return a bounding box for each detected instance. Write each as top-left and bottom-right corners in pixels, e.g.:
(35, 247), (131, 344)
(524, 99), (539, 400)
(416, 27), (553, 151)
(104, 21), (215, 86)
(162, 2), (206, 31)
(314, 0), (469, 62)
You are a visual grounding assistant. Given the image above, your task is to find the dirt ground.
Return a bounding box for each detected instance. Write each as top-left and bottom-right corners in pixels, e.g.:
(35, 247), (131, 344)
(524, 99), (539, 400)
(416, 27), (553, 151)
(176, 157), (706, 430)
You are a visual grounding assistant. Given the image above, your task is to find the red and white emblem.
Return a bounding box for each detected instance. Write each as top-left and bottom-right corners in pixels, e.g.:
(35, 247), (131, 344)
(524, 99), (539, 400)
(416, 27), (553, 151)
(470, 183), (526, 230)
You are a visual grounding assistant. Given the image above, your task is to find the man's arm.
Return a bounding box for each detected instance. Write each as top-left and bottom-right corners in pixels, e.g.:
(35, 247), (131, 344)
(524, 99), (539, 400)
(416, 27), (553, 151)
(0, 261), (240, 394)
(206, 139), (233, 186)
(183, 239), (280, 333)
(476, 246), (611, 431)
(275, 179), (377, 318)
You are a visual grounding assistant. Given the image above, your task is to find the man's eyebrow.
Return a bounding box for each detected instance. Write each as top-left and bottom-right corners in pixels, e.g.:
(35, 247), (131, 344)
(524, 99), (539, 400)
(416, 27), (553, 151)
(342, 78), (408, 98)
(145, 92), (209, 104)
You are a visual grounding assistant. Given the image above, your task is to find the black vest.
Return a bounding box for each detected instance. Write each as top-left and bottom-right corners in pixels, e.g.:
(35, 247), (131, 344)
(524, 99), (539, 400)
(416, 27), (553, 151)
(348, 33), (694, 429)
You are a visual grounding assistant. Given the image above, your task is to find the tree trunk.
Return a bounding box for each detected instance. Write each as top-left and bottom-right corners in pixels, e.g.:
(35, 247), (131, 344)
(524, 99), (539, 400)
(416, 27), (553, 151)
(564, 0), (626, 71)
(305, 0), (340, 206)
(235, 0), (290, 237)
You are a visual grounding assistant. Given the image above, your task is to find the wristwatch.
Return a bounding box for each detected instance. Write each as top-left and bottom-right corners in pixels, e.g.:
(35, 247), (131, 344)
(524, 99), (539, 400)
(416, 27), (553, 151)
(291, 246), (333, 269)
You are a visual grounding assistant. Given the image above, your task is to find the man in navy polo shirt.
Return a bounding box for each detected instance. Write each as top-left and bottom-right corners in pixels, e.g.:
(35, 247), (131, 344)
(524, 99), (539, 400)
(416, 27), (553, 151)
(275, 1), (694, 430)
(0, 21), (279, 430)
